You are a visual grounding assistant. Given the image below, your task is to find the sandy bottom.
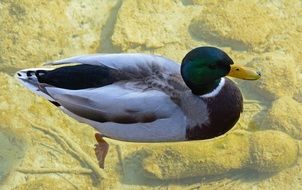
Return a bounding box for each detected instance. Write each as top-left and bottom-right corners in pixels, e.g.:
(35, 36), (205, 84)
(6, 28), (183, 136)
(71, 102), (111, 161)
(0, 0), (302, 189)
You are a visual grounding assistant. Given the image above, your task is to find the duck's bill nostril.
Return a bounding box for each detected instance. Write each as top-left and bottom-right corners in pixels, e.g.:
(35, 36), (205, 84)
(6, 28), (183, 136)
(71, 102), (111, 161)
(17, 73), (21, 77)
(257, 71), (261, 76)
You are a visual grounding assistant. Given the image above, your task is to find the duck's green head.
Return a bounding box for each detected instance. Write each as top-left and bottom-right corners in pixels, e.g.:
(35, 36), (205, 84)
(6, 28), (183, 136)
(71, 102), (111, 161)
(181, 46), (261, 95)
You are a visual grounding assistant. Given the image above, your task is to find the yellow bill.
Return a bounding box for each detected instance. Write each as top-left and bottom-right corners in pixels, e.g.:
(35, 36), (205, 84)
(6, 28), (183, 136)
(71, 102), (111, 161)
(227, 65), (261, 80)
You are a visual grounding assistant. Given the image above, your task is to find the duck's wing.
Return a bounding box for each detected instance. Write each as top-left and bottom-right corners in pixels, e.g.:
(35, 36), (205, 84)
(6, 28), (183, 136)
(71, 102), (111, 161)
(46, 53), (180, 75)
(43, 81), (185, 141)
(44, 83), (176, 124)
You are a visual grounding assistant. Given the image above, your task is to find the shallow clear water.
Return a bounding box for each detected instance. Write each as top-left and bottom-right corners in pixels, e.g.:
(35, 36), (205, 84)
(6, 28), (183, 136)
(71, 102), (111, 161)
(0, 0), (302, 189)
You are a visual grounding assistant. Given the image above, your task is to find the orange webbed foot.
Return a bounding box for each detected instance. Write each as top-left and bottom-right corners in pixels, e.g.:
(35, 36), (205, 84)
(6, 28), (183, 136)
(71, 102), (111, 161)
(94, 133), (109, 169)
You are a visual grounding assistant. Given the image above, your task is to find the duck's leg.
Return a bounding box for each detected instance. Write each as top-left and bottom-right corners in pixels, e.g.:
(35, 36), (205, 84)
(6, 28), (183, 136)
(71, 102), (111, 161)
(94, 133), (109, 169)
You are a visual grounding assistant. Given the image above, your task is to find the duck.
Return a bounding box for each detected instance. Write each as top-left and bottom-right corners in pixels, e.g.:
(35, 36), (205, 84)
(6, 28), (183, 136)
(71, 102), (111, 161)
(16, 46), (261, 168)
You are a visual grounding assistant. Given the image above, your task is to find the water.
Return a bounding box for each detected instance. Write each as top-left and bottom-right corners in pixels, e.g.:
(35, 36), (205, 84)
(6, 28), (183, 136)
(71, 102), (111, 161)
(1, 0), (302, 189)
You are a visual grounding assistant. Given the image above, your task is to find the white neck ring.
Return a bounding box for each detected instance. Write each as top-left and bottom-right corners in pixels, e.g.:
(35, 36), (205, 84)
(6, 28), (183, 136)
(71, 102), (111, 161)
(200, 77), (225, 98)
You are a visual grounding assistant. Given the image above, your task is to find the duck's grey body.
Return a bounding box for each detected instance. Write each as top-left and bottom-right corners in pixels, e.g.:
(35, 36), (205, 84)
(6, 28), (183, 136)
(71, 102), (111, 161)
(17, 53), (242, 142)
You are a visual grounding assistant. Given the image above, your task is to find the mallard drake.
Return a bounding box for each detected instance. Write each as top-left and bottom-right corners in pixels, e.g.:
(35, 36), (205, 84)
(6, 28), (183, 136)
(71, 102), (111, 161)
(16, 46), (260, 168)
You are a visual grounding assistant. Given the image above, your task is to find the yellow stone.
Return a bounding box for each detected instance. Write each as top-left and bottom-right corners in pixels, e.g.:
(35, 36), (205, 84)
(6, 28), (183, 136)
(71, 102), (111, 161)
(190, 0), (283, 50)
(249, 131), (298, 172)
(0, 0), (117, 70)
(261, 97), (302, 139)
(112, 0), (187, 50)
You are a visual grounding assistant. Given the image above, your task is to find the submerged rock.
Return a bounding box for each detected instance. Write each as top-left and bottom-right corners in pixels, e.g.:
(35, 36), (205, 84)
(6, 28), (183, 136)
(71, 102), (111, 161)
(0, 0), (116, 70)
(112, 0), (192, 51)
(261, 96), (302, 139)
(249, 131), (298, 172)
(189, 0), (284, 50)
(111, 0), (200, 62)
(120, 130), (298, 180)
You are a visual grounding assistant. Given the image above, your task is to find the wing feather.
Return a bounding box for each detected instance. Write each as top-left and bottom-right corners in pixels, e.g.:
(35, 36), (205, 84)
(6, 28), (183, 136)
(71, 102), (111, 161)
(45, 83), (179, 124)
(46, 53), (180, 74)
